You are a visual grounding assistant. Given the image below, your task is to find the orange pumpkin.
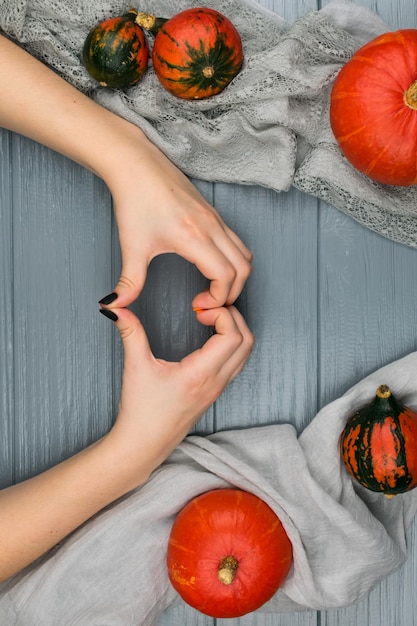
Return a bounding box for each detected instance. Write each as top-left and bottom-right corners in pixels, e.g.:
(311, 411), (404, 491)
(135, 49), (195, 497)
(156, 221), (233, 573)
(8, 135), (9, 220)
(138, 8), (243, 99)
(166, 489), (293, 618)
(330, 29), (417, 186)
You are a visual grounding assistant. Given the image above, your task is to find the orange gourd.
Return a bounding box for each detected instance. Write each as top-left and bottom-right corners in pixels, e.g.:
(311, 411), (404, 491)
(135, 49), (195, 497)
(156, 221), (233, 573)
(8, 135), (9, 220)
(340, 385), (417, 496)
(330, 29), (417, 186)
(166, 488), (293, 618)
(137, 8), (243, 99)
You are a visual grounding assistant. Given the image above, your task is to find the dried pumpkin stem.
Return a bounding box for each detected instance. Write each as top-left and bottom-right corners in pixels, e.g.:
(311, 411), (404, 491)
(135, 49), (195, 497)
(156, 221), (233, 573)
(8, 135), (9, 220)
(135, 11), (168, 34)
(404, 80), (417, 110)
(376, 384), (391, 399)
(218, 555), (238, 585)
(135, 11), (156, 30)
(203, 66), (215, 78)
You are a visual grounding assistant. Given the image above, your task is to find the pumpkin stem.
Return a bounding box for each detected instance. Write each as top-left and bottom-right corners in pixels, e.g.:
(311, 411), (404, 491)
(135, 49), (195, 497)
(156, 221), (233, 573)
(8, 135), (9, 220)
(203, 66), (215, 79)
(135, 11), (168, 35)
(218, 555), (238, 585)
(376, 384), (391, 399)
(404, 80), (417, 110)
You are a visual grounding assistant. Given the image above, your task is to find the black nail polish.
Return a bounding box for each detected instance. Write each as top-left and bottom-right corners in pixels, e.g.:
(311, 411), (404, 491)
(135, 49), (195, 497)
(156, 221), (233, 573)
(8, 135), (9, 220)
(99, 308), (118, 322)
(98, 292), (118, 305)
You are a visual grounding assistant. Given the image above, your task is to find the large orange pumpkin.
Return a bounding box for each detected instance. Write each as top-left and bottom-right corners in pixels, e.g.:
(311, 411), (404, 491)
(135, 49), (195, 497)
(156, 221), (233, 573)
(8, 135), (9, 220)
(330, 29), (417, 186)
(166, 488), (293, 618)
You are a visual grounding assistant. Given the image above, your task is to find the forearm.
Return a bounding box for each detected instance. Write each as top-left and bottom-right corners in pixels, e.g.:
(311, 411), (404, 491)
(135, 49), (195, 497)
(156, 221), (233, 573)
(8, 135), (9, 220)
(0, 432), (151, 583)
(0, 34), (151, 183)
(0, 304), (253, 583)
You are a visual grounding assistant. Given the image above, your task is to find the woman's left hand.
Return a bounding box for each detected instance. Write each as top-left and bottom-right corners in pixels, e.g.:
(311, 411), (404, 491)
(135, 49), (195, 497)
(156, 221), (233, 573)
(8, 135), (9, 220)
(102, 129), (252, 311)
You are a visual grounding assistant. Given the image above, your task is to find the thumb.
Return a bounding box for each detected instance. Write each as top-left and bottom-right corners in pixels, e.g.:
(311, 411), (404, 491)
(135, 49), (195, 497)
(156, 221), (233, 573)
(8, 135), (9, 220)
(99, 261), (148, 309)
(100, 307), (151, 363)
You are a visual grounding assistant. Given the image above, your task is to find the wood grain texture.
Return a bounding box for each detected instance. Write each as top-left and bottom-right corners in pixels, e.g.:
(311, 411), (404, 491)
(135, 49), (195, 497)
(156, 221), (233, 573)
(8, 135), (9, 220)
(160, 6), (320, 625)
(0, 129), (14, 489)
(318, 2), (417, 626)
(11, 136), (115, 481)
(318, 206), (417, 626)
(212, 184), (319, 434)
(1, 0), (417, 624)
(217, 612), (318, 626)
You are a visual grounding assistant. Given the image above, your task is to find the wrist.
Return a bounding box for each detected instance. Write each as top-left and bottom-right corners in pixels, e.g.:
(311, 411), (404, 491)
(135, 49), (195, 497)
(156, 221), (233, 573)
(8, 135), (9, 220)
(94, 118), (155, 193)
(95, 429), (153, 497)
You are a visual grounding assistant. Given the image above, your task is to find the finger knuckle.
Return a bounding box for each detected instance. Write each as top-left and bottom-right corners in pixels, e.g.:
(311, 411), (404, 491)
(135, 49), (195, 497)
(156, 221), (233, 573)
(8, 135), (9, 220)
(176, 216), (207, 244)
(118, 325), (135, 340)
(221, 262), (237, 284)
(241, 257), (253, 278)
(230, 328), (244, 348)
(118, 274), (139, 292)
(246, 330), (255, 352)
(184, 369), (211, 397)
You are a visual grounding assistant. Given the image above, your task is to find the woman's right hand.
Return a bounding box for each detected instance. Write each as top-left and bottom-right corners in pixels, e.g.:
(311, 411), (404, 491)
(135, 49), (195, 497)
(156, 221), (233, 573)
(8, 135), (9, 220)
(106, 305), (254, 486)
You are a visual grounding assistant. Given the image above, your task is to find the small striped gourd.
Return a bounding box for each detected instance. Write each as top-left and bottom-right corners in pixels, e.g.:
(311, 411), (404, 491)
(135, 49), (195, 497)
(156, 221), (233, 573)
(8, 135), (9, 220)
(82, 10), (149, 88)
(340, 385), (417, 496)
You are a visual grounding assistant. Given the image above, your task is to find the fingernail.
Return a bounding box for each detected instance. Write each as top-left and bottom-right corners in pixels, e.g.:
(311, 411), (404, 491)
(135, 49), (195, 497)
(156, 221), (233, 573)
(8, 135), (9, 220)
(99, 308), (118, 322)
(99, 292), (118, 305)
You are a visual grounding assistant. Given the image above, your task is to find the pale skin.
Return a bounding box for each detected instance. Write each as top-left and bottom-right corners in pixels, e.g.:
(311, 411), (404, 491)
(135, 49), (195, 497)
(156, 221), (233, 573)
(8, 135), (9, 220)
(0, 34), (252, 309)
(0, 35), (254, 582)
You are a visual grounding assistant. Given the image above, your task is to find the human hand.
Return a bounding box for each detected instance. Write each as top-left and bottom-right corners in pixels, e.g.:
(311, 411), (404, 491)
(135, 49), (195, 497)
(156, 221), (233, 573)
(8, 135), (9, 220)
(103, 304), (254, 484)
(99, 130), (252, 311)
(0, 35), (251, 312)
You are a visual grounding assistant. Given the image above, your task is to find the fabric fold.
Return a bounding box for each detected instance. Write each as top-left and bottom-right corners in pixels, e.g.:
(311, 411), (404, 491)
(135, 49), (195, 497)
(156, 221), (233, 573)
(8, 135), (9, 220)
(2, 352), (417, 624)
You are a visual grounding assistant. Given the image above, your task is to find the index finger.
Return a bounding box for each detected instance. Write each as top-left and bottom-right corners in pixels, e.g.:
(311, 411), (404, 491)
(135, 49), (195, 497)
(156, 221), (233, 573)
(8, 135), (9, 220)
(182, 306), (254, 378)
(182, 236), (252, 309)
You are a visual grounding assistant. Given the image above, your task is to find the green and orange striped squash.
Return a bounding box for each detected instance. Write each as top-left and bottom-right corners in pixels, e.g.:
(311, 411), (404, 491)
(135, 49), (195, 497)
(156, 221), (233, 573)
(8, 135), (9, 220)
(82, 10), (149, 88)
(340, 384), (417, 496)
(137, 8), (243, 100)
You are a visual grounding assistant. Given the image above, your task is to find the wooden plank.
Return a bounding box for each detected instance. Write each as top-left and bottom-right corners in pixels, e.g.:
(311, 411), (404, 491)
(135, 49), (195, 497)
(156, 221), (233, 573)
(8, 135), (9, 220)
(161, 0), (321, 624)
(212, 186), (320, 626)
(11, 136), (114, 482)
(319, 0), (417, 624)
(212, 184), (319, 434)
(317, 208), (417, 406)
(151, 180), (216, 626)
(318, 210), (417, 626)
(158, 184), (320, 626)
(158, 604), (215, 626)
(217, 612), (317, 626)
(0, 129), (14, 489)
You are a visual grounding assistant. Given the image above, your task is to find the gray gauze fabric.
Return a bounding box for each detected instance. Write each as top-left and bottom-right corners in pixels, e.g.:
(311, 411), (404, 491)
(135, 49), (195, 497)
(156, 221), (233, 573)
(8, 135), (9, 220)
(1, 351), (417, 624)
(1, 0), (417, 247)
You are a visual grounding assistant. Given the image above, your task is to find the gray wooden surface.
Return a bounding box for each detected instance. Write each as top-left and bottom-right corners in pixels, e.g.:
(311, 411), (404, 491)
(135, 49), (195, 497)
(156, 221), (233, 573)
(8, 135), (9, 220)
(2, 0), (417, 624)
